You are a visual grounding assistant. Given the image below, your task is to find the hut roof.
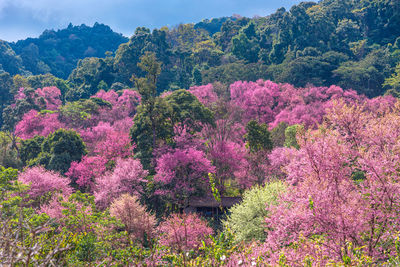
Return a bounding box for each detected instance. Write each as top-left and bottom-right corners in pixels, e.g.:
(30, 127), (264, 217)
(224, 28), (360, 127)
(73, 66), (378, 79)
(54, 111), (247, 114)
(187, 196), (242, 208)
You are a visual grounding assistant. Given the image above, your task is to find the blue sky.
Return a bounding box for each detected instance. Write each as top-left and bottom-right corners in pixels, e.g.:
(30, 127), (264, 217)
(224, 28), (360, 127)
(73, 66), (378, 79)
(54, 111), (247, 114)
(0, 0), (303, 42)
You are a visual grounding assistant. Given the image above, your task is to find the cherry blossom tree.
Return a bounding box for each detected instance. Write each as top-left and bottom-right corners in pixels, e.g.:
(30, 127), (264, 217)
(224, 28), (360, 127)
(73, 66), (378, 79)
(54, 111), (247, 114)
(94, 158), (148, 209)
(35, 87), (62, 110)
(158, 213), (213, 252)
(110, 194), (156, 244)
(154, 148), (215, 206)
(262, 100), (400, 264)
(18, 166), (73, 206)
(15, 110), (65, 139)
(93, 89), (140, 123)
(230, 80), (281, 124)
(78, 121), (133, 159)
(189, 84), (218, 107)
(65, 155), (108, 192)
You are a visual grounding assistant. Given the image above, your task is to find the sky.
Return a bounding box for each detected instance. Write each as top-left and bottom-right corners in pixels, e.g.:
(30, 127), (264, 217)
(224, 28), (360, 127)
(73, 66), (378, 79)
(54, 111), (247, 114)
(0, 0), (303, 42)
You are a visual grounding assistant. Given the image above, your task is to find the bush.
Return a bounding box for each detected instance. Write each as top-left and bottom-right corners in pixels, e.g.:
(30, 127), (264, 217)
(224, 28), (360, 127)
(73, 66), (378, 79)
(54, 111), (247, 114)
(110, 194), (156, 245)
(223, 181), (286, 242)
(158, 213), (213, 252)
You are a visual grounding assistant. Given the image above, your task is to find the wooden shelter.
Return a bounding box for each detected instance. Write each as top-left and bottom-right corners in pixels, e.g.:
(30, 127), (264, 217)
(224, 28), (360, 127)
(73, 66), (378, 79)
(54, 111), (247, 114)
(183, 196), (242, 218)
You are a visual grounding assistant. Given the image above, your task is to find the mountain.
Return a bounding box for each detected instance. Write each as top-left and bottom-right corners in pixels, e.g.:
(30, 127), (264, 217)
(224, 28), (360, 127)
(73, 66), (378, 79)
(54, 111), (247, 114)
(9, 23), (128, 79)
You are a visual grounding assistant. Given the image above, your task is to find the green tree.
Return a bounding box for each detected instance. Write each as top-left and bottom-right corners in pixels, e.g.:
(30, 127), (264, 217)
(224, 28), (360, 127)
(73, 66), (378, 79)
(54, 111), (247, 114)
(270, 121), (288, 147)
(333, 49), (392, 97)
(114, 27), (170, 90)
(130, 52), (170, 169)
(0, 73), (14, 127)
(20, 135), (45, 166)
(223, 181), (286, 242)
(131, 54), (215, 170)
(132, 52), (162, 155)
(284, 124), (301, 149)
(67, 57), (114, 101)
(384, 63), (400, 97)
(245, 120), (273, 153)
(0, 41), (29, 76)
(192, 67), (202, 85)
(232, 22), (260, 63)
(0, 131), (22, 169)
(164, 89), (214, 134)
(59, 98), (111, 128)
(130, 98), (172, 170)
(2, 88), (39, 132)
(30, 129), (87, 173)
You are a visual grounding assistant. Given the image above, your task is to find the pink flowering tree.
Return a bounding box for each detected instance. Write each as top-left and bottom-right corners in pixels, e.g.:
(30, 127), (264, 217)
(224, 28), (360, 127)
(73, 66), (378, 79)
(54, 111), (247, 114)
(94, 158), (148, 209)
(270, 85), (363, 128)
(14, 110), (65, 139)
(93, 89), (140, 123)
(35, 87), (62, 110)
(154, 148), (215, 206)
(79, 121), (133, 159)
(94, 129), (133, 160)
(158, 213), (213, 252)
(266, 146), (299, 179)
(207, 139), (248, 190)
(39, 194), (66, 219)
(14, 86), (62, 111)
(201, 117), (248, 191)
(18, 166), (73, 206)
(109, 194), (156, 244)
(189, 84), (218, 107)
(230, 80), (282, 124)
(65, 155), (108, 192)
(261, 100), (400, 265)
(226, 79), (366, 129)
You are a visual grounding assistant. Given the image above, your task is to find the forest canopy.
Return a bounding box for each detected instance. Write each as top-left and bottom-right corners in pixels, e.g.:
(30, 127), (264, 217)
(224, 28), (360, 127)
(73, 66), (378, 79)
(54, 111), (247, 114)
(1, 0), (400, 265)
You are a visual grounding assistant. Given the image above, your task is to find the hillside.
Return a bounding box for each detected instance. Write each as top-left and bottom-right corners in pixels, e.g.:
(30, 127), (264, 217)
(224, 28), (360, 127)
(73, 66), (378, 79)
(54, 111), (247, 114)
(1, 0), (399, 101)
(65, 0), (400, 99)
(1, 0), (400, 265)
(6, 23), (128, 79)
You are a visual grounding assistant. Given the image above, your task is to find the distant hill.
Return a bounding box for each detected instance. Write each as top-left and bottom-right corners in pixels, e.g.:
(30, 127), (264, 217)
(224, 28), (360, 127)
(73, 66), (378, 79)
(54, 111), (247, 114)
(0, 40), (29, 76)
(8, 23), (128, 79)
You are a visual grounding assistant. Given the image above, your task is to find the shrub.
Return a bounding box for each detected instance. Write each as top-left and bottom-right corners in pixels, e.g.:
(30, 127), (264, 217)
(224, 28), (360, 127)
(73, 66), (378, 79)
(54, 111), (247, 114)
(18, 166), (73, 206)
(110, 194), (156, 245)
(223, 181), (286, 242)
(158, 213), (213, 252)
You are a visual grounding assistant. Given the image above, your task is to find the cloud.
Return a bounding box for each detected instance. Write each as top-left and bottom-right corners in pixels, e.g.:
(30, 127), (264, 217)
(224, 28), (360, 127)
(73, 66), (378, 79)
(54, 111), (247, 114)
(0, 0), (302, 41)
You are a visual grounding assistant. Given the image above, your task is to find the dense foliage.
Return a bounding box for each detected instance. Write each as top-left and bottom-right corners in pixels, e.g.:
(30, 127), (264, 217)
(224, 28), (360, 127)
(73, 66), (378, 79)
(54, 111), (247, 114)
(8, 23), (128, 79)
(223, 181), (286, 243)
(0, 0), (399, 117)
(1, 0), (400, 264)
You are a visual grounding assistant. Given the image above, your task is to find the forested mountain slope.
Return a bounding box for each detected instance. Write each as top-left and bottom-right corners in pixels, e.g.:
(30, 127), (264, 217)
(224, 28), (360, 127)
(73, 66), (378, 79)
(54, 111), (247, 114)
(1, 0), (400, 265)
(1, 23), (128, 79)
(64, 0), (400, 99)
(1, 0), (399, 102)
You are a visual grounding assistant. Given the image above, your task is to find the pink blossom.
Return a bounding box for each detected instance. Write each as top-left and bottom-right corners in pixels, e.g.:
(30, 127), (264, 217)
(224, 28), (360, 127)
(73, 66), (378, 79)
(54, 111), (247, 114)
(18, 166), (73, 201)
(35, 86), (62, 110)
(15, 110), (65, 139)
(158, 213), (213, 252)
(94, 158), (148, 209)
(66, 155), (108, 192)
(189, 84), (218, 106)
(93, 89), (140, 123)
(263, 100), (400, 263)
(154, 148), (215, 203)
